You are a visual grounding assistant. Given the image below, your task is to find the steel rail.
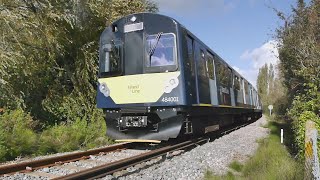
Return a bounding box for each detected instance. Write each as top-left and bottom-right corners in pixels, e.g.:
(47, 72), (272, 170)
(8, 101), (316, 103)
(54, 138), (208, 180)
(0, 142), (132, 175)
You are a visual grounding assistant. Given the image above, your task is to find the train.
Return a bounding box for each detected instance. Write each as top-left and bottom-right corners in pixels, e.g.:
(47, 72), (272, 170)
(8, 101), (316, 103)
(97, 13), (262, 142)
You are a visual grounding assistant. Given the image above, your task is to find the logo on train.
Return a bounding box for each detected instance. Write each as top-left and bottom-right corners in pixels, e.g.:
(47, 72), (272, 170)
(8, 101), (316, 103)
(128, 84), (140, 94)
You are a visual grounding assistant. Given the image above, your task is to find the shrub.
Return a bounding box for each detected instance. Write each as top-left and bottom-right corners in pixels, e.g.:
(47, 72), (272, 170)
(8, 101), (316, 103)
(0, 128), (7, 161)
(38, 110), (111, 154)
(287, 91), (320, 158)
(0, 109), (38, 161)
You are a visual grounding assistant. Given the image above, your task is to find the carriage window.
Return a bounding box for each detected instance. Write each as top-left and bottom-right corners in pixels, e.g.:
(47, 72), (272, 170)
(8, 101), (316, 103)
(206, 52), (215, 79)
(199, 50), (207, 77)
(187, 36), (193, 66)
(245, 81), (249, 94)
(227, 68), (232, 86)
(234, 75), (240, 90)
(216, 60), (232, 86)
(146, 33), (176, 67)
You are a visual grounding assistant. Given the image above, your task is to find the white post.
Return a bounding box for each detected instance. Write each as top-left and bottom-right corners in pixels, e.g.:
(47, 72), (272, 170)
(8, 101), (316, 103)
(268, 105), (273, 116)
(281, 129), (283, 144)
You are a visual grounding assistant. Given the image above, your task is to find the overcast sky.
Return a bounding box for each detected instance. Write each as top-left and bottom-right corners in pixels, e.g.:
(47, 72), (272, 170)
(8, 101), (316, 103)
(151, 0), (304, 87)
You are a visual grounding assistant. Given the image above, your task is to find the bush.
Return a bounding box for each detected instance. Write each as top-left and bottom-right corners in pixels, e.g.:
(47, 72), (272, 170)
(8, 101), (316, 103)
(0, 128), (7, 161)
(0, 109), (38, 161)
(0, 108), (111, 162)
(287, 91), (320, 158)
(38, 110), (111, 154)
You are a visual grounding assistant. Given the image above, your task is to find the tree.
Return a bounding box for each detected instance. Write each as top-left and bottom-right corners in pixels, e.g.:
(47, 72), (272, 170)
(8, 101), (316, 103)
(257, 63), (286, 114)
(0, 0), (158, 124)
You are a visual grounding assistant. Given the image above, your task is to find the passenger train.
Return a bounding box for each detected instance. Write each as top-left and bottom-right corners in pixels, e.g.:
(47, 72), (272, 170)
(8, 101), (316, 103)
(97, 13), (262, 142)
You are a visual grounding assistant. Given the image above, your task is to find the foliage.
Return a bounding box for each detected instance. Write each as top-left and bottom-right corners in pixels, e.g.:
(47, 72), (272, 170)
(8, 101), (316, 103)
(288, 95), (320, 157)
(0, 0), (158, 124)
(0, 0), (157, 161)
(38, 110), (111, 154)
(275, 0), (320, 158)
(0, 109), (112, 161)
(0, 109), (38, 161)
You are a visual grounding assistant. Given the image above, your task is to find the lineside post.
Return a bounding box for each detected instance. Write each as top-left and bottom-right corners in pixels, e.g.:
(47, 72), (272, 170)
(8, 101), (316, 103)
(305, 120), (320, 179)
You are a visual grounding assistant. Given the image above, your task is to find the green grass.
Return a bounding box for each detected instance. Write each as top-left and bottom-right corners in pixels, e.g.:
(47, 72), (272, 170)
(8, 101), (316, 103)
(204, 170), (236, 180)
(204, 116), (304, 180)
(229, 161), (243, 172)
(0, 109), (113, 162)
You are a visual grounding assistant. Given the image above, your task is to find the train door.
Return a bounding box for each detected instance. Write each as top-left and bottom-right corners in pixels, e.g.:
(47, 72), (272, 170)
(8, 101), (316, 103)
(244, 81), (250, 107)
(241, 77), (246, 105)
(249, 84), (253, 107)
(215, 60), (232, 105)
(194, 42), (210, 104)
(186, 35), (197, 104)
(206, 52), (218, 105)
(229, 68), (236, 106)
(252, 89), (257, 108)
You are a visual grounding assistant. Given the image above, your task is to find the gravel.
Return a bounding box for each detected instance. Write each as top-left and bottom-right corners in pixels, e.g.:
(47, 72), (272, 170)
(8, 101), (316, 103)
(107, 116), (269, 180)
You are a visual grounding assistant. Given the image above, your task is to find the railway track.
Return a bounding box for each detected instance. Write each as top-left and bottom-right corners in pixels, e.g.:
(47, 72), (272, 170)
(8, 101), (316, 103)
(0, 121), (252, 180)
(0, 142), (133, 176)
(55, 137), (208, 180)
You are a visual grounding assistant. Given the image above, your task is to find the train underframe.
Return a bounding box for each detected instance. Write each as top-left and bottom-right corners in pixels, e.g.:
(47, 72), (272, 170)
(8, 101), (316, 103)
(104, 106), (262, 141)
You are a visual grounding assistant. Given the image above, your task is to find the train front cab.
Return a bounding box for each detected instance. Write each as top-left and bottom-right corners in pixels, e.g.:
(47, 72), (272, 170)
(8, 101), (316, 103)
(97, 13), (189, 141)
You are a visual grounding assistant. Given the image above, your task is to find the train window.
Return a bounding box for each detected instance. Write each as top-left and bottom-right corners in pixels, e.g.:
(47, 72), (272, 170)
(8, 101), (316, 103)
(216, 60), (228, 86)
(146, 33), (176, 67)
(234, 75), (240, 90)
(206, 52), (215, 79)
(227, 68), (232, 86)
(199, 50), (207, 77)
(99, 39), (122, 75)
(187, 36), (193, 67)
(245, 81), (249, 94)
(240, 77), (244, 90)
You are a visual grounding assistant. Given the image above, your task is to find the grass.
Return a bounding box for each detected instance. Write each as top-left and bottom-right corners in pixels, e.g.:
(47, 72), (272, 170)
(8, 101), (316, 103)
(229, 161), (243, 172)
(204, 116), (304, 180)
(0, 109), (113, 162)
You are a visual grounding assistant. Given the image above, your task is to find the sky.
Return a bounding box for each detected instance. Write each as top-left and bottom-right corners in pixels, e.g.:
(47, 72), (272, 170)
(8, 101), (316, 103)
(152, 0), (303, 87)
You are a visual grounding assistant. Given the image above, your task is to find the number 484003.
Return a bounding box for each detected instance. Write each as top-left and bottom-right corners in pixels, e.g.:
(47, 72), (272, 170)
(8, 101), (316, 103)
(161, 97), (179, 102)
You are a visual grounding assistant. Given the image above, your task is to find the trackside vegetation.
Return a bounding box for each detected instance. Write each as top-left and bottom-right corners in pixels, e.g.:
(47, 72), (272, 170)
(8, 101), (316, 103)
(0, 109), (111, 161)
(0, 0), (158, 162)
(256, 0), (320, 165)
(275, 0), (320, 159)
(204, 116), (303, 180)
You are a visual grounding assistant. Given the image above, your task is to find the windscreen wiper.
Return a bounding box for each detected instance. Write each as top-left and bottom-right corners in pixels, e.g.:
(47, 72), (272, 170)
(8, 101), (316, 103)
(148, 32), (163, 58)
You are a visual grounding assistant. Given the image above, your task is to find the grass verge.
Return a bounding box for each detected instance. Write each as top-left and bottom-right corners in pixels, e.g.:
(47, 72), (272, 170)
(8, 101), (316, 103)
(204, 116), (304, 180)
(0, 109), (113, 162)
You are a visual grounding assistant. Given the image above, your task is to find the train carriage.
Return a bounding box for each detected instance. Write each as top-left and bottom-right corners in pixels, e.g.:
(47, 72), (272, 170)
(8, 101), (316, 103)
(97, 13), (262, 142)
